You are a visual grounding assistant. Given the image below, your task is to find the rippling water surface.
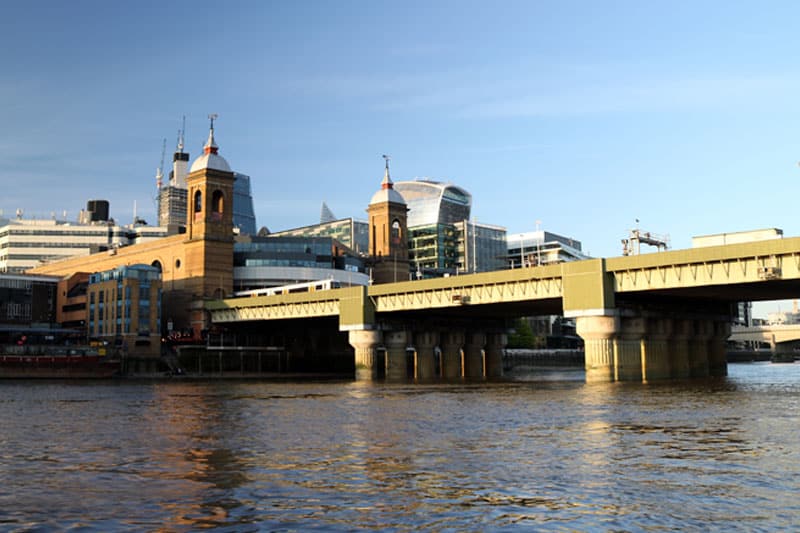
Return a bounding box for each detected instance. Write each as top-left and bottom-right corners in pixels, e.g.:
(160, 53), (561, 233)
(1, 363), (799, 531)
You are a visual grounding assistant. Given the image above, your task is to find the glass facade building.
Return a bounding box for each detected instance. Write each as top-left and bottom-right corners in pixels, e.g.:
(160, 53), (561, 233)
(271, 218), (369, 255)
(392, 180), (471, 227)
(0, 273), (58, 329)
(233, 235), (368, 292)
(455, 220), (508, 273)
(392, 180), (508, 276)
(233, 172), (257, 235)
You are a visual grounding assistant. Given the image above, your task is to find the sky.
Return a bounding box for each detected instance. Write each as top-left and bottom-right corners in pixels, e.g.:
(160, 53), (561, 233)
(2, 1), (800, 316)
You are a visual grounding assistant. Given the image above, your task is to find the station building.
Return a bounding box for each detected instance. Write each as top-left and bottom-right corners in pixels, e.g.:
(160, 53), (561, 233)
(29, 121), (237, 341)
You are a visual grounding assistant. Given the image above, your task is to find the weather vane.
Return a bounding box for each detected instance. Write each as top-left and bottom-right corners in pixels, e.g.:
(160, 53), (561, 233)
(208, 113), (218, 130)
(382, 154), (391, 170)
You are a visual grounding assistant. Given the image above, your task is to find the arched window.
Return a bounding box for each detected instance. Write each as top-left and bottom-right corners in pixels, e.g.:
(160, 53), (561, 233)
(212, 190), (224, 213)
(391, 219), (402, 245)
(194, 190), (202, 213)
(151, 260), (162, 273)
(212, 190), (224, 221)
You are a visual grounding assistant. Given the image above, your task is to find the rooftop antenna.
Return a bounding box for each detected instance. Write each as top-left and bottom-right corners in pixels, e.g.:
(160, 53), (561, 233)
(155, 138), (166, 189)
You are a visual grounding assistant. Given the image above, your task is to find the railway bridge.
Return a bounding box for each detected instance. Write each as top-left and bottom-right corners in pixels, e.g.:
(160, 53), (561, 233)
(207, 236), (800, 382)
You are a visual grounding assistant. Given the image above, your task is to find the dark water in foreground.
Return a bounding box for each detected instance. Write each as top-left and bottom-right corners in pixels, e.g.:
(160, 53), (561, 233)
(1, 363), (799, 531)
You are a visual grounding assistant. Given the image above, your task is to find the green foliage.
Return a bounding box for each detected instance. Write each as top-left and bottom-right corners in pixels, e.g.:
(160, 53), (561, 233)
(507, 318), (537, 349)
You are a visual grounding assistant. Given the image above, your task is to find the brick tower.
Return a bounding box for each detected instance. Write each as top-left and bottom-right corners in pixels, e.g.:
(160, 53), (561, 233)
(367, 155), (409, 284)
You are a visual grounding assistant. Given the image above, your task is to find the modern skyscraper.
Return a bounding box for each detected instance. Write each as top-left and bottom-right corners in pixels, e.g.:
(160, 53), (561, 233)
(232, 172), (257, 235)
(157, 127), (190, 232)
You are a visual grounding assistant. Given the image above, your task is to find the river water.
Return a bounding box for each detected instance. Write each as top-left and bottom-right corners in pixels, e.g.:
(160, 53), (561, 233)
(0, 363), (799, 531)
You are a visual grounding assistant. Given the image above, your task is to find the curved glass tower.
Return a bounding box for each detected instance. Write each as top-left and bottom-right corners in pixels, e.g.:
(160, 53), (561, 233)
(392, 180), (471, 227)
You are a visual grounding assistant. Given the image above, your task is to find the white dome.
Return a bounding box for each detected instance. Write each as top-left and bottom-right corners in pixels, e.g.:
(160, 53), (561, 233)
(370, 187), (405, 206)
(190, 152), (232, 173)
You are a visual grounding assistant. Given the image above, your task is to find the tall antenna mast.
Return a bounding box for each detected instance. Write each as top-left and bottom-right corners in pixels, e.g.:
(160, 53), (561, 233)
(155, 138), (166, 189)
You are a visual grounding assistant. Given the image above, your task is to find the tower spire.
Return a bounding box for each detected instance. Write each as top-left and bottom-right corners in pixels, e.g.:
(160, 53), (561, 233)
(204, 113), (219, 155)
(381, 154), (393, 189)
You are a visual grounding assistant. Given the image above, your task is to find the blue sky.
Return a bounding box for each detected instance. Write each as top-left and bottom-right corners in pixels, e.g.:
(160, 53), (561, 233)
(3, 1), (800, 313)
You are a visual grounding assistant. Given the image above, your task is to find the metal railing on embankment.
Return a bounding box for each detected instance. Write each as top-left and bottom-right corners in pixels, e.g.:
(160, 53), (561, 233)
(503, 349), (584, 370)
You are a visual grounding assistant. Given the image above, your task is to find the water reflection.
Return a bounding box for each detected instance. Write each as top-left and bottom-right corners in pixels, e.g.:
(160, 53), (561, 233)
(0, 364), (799, 530)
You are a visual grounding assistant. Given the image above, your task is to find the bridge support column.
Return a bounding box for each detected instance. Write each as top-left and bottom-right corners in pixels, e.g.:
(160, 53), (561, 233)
(484, 332), (507, 378)
(441, 330), (465, 378)
(670, 319), (692, 379)
(616, 317), (644, 381)
(463, 332), (486, 378)
(413, 331), (438, 380)
(641, 318), (672, 381)
(384, 330), (409, 381)
(576, 315), (619, 383)
(349, 329), (382, 381)
(708, 320), (730, 377)
(688, 320), (711, 377)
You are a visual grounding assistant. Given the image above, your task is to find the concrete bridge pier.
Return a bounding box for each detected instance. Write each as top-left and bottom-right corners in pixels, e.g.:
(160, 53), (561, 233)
(384, 330), (409, 381)
(688, 320), (712, 377)
(441, 330), (465, 378)
(641, 318), (672, 382)
(616, 317), (644, 381)
(708, 320), (730, 377)
(413, 331), (439, 379)
(463, 332), (486, 378)
(484, 332), (507, 378)
(349, 329), (382, 381)
(576, 315), (618, 383)
(670, 319), (692, 379)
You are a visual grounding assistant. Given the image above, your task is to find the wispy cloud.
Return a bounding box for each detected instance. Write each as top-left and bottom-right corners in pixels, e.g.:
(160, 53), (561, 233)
(459, 74), (800, 118)
(280, 65), (800, 119)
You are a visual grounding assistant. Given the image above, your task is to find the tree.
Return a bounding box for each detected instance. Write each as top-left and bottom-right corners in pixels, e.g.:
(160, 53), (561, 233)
(507, 318), (537, 349)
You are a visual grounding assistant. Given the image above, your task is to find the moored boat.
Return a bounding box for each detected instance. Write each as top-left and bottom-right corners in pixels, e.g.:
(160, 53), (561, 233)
(770, 352), (796, 364)
(0, 346), (120, 378)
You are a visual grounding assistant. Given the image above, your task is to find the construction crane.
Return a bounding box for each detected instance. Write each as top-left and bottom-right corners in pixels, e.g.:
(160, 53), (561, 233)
(155, 138), (166, 190)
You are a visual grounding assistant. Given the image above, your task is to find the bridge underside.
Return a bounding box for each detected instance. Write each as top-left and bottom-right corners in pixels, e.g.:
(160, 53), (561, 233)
(619, 279), (800, 304)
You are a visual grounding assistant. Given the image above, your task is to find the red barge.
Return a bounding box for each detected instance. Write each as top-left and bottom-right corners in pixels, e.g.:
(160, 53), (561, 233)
(0, 347), (120, 378)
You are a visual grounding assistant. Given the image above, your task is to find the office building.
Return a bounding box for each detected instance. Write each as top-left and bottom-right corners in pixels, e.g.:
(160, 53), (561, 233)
(455, 220), (507, 274)
(507, 231), (588, 268)
(272, 217), (369, 255)
(232, 172), (257, 235)
(0, 211), (169, 274)
(87, 264), (162, 357)
(233, 235), (368, 292)
(393, 179), (471, 227)
(392, 179), (509, 276)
